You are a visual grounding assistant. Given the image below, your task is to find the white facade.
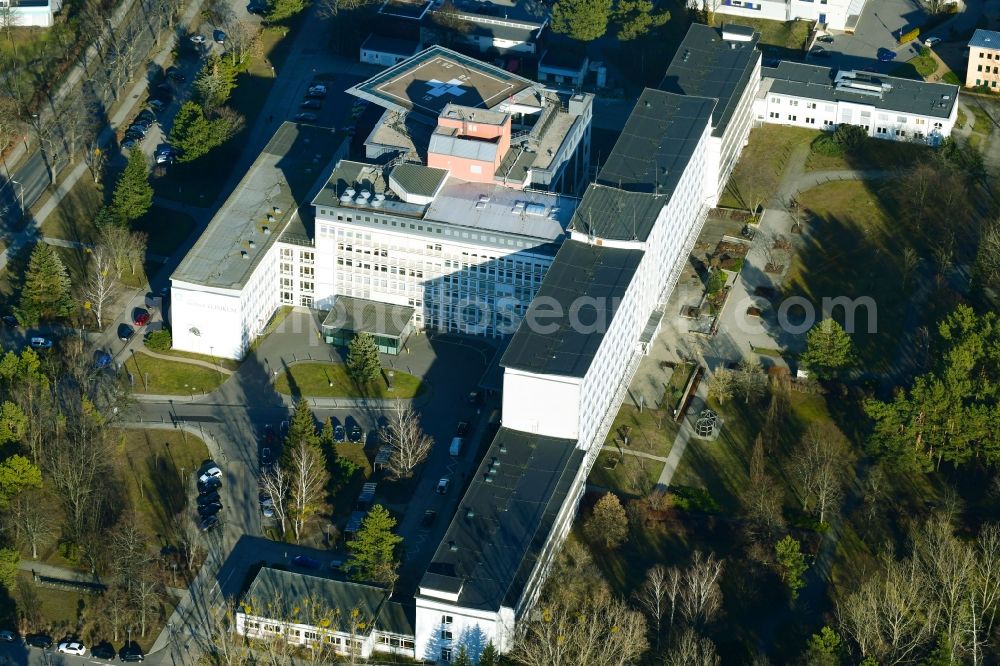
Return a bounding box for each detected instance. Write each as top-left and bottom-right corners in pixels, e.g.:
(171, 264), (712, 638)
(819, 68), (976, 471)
(711, 55), (762, 204)
(237, 612), (374, 659)
(755, 76), (958, 145)
(2, 0), (60, 27)
(705, 0), (865, 31)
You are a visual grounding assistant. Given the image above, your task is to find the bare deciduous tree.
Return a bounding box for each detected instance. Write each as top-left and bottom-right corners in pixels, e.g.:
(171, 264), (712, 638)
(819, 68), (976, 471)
(131, 568), (163, 637)
(287, 441), (329, 543)
(382, 402), (432, 479)
(82, 245), (118, 328)
(635, 564), (669, 649)
(680, 551), (724, 629)
(5, 489), (56, 559)
(742, 435), (784, 542)
(664, 627), (721, 666)
(0, 96), (21, 174)
(221, 19), (259, 68)
(259, 463), (290, 537)
(789, 421), (850, 525)
(734, 358), (767, 404)
(708, 367), (735, 405)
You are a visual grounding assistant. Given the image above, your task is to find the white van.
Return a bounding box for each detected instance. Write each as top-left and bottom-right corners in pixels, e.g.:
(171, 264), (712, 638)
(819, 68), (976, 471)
(449, 437), (463, 456)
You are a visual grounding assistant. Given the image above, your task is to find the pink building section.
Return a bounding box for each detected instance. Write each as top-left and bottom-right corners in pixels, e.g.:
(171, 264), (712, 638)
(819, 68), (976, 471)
(427, 104), (517, 187)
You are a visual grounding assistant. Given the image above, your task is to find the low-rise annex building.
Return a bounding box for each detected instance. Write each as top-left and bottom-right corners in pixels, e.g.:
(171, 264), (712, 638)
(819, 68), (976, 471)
(966, 28), (1000, 90)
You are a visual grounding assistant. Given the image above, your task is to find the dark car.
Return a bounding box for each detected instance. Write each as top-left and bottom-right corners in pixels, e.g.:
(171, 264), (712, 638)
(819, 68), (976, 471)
(133, 310), (151, 326)
(137, 108), (156, 122)
(349, 424), (363, 443)
(197, 490), (220, 506)
(91, 642), (116, 660)
(300, 99), (322, 110)
(166, 67), (186, 83)
(118, 323), (135, 342)
(817, 34), (834, 43)
(26, 633), (53, 649)
(333, 424), (346, 442)
(261, 447), (273, 469)
(877, 47), (897, 62)
(306, 89), (326, 99)
(198, 501), (223, 517)
(213, 29), (226, 44)
(94, 350), (113, 369)
(293, 112), (318, 122)
(120, 642), (145, 662)
(1, 315), (17, 327)
(265, 425), (276, 445)
(291, 555), (320, 570)
(810, 46), (832, 58)
(124, 130), (145, 143)
(127, 123), (149, 136)
(199, 514), (220, 532)
(421, 509), (437, 527)
(197, 476), (222, 493)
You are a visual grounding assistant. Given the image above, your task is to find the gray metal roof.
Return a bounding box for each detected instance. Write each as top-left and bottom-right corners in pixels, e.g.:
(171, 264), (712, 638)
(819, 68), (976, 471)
(569, 89), (713, 242)
(361, 33), (421, 57)
(441, 103), (509, 126)
(660, 23), (760, 137)
(377, 601), (415, 637)
(389, 162), (449, 198)
(762, 61), (959, 119)
(419, 428), (583, 612)
(428, 131), (499, 161)
(172, 123), (343, 289)
(970, 29), (1000, 50)
(321, 295), (414, 339)
(501, 240), (644, 378)
(243, 567), (387, 633)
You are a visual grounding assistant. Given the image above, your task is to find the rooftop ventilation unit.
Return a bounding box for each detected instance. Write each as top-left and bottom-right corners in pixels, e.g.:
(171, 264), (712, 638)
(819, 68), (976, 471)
(240, 251), (249, 260)
(371, 193), (385, 207)
(248, 240), (256, 248)
(359, 189), (371, 201)
(273, 206), (282, 215)
(466, 508), (475, 519)
(499, 444), (507, 454)
(267, 214), (275, 223)
(263, 226), (270, 235)
(345, 187), (356, 198)
(340, 192), (353, 203)
(449, 541), (458, 552)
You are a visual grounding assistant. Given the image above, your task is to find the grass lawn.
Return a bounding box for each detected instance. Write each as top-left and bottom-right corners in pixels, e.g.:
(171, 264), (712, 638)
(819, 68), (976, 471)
(607, 404), (679, 457)
(804, 133), (932, 172)
(892, 53), (938, 79)
(712, 16), (811, 52)
(588, 450), (664, 497)
(790, 180), (907, 372)
(151, 346), (240, 371)
(276, 362), (424, 399)
(38, 177), (104, 243)
(719, 124), (816, 208)
(127, 351), (228, 395)
(663, 362), (696, 414)
(114, 428), (211, 542)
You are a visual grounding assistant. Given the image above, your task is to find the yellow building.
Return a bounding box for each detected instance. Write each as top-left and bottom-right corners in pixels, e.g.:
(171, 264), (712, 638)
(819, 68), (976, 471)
(967, 29), (1000, 89)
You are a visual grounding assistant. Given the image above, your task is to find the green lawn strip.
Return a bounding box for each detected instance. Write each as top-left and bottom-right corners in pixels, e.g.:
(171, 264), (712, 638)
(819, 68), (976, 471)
(38, 177), (104, 244)
(328, 442), (373, 519)
(153, 347), (240, 371)
(115, 428), (211, 542)
(941, 71), (961, 85)
(719, 124), (816, 209)
(790, 180), (906, 372)
(662, 362), (696, 414)
(712, 16), (810, 51)
(891, 54), (938, 79)
(805, 134), (931, 172)
(588, 450), (664, 497)
(275, 362), (423, 399)
(753, 347), (785, 358)
(968, 101), (996, 134)
(605, 404), (678, 457)
(128, 351), (227, 395)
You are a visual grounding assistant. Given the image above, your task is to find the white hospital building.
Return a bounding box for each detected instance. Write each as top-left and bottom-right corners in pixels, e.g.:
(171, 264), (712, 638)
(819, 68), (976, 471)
(170, 23), (960, 664)
(698, 0), (869, 31)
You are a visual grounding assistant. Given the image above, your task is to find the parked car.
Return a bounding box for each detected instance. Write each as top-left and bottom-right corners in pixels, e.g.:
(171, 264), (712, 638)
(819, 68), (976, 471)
(166, 66), (186, 82)
(306, 89), (326, 99)
(333, 424), (346, 442)
(0, 630), (15, 642)
(817, 34), (834, 43)
(213, 29), (226, 43)
(137, 109), (156, 123)
(190, 34), (206, 44)
(349, 424), (363, 443)
(264, 424), (276, 445)
(148, 99), (165, 112)
(199, 465), (223, 483)
(810, 46), (832, 58)
(291, 555), (320, 570)
(91, 642), (116, 660)
(94, 350), (113, 369)
(309, 83), (328, 94)
(421, 509), (437, 527)
(1, 315), (17, 327)
(58, 641), (87, 655)
(26, 634), (53, 649)
(133, 310), (151, 326)
(197, 476), (222, 493)
(119, 642), (145, 662)
(118, 323), (135, 341)
(156, 153), (175, 165)
(122, 137), (139, 149)
(877, 47), (897, 62)
(925, 36), (942, 47)
(293, 112), (318, 122)
(455, 421), (469, 437)
(29, 337), (53, 350)
(198, 501), (223, 517)
(436, 478), (450, 494)
(199, 514), (220, 532)
(127, 123), (149, 136)
(260, 495), (274, 518)
(300, 99), (322, 110)
(197, 491), (220, 506)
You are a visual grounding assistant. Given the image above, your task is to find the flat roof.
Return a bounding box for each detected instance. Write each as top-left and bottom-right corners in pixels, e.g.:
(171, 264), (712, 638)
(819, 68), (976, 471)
(762, 61), (959, 119)
(970, 28), (1000, 50)
(313, 160), (577, 242)
(659, 23), (760, 138)
(438, 0), (547, 27)
(243, 567), (387, 634)
(172, 123), (343, 290)
(501, 240), (644, 378)
(321, 295), (414, 339)
(390, 162), (450, 198)
(569, 89), (713, 241)
(347, 46), (538, 119)
(419, 428), (583, 612)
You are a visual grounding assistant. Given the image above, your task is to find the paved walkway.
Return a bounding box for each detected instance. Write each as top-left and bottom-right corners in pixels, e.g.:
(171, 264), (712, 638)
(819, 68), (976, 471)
(140, 347), (234, 374)
(655, 375), (709, 489)
(600, 445), (668, 464)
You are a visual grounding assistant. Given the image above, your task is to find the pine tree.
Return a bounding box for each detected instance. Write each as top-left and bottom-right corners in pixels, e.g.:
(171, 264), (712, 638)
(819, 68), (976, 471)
(551, 0), (612, 41)
(194, 53), (237, 110)
(584, 492), (628, 549)
(112, 148), (153, 224)
(320, 416), (335, 449)
(479, 642), (500, 666)
(775, 535), (808, 600)
(281, 399), (318, 467)
(346, 332), (381, 384)
(169, 102), (234, 163)
(452, 645), (473, 666)
(347, 504), (402, 587)
(16, 242), (72, 325)
(614, 0), (670, 41)
(800, 318), (856, 378)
